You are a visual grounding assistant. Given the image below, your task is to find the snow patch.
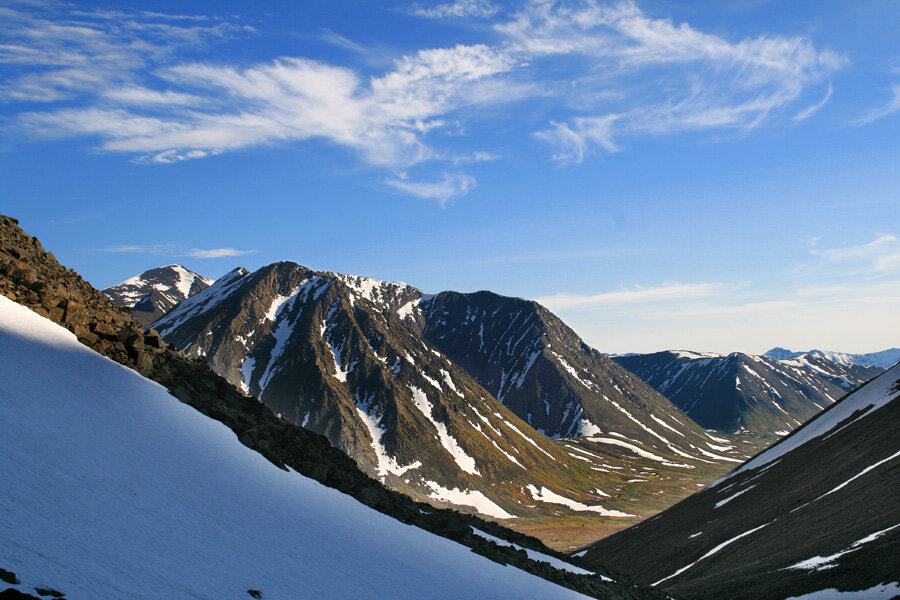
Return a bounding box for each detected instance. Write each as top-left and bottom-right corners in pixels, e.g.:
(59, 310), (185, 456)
(525, 485), (635, 517)
(424, 481), (515, 519)
(409, 386), (480, 476)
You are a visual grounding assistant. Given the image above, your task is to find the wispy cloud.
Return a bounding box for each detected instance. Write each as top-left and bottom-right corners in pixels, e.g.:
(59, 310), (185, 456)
(534, 117), (618, 163)
(0, 3), (249, 103)
(855, 85), (900, 125)
(384, 173), (477, 205)
(794, 83), (833, 122)
(184, 248), (256, 258)
(536, 282), (723, 311)
(88, 244), (256, 259)
(497, 0), (845, 161)
(5, 0), (846, 198)
(412, 0), (499, 19)
(811, 234), (900, 275)
(17, 42), (518, 171)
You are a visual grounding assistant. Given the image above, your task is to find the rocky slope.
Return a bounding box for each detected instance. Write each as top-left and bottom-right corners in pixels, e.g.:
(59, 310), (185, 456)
(103, 264), (212, 325)
(764, 346), (900, 369)
(613, 351), (882, 435)
(416, 291), (718, 452)
(584, 364), (900, 600)
(0, 213), (654, 598)
(153, 266), (752, 535)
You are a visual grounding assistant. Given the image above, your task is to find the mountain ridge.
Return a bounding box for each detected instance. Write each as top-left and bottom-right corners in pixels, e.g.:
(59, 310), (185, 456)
(763, 346), (900, 369)
(613, 350), (882, 435)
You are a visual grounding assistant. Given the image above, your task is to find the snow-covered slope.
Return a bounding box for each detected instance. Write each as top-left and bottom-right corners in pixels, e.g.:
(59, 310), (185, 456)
(764, 347), (900, 369)
(0, 294), (592, 600)
(614, 351), (882, 435)
(584, 364), (900, 600)
(103, 264), (213, 325)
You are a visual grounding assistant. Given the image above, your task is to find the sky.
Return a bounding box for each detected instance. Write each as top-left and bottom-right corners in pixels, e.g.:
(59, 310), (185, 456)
(1, 0), (898, 355)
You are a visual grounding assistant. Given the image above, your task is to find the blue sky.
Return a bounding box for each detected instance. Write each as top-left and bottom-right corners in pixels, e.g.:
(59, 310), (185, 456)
(2, 0), (898, 354)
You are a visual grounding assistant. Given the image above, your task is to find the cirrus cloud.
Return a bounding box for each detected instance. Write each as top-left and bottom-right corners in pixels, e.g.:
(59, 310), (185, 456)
(4, 1), (847, 198)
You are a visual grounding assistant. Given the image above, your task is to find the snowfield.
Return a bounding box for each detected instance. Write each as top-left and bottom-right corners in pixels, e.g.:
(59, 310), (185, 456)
(0, 295), (588, 600)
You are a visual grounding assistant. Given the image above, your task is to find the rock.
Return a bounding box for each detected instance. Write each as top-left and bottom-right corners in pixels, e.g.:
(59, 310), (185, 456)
(0, 589), (42, 600)
(33, 588), (64, 598)
(90, 322), (117, 338)
(62, 303), (83, 325)
(144, 330), (165, 349)
(247, 590), (263, 599)
(0, 569), (19, 585)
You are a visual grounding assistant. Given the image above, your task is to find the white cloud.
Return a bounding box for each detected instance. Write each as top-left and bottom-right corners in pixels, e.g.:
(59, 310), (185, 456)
(5, 1), (847, 185)
(855, 85), (900, 125)
(547, 277), (900, 354)
(499, 0), (845, 161)
(793, 83), (833, 122)
(0, 4), (247, 102)
(185, 248), (257, 259)
(16, 43), (518, 173)
(536, 282), (723, 311)
(451, 150), (502, 164)
(103, 86), (206, 107)
(535, 117), (618, 163)
(88, 244), (256, 259)
(384, 173), (477, 205)
(413, 0), (499, 19)
(812, 234), (900, 275)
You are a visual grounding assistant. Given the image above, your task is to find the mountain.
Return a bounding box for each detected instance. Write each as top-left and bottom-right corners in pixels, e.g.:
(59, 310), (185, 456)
(613, 351), (882, 435)
(152, 264), (755, 540)
(418, 291), (713, 448)
(324, 280), (722, 450)
(0, 293), (639, 600)
(1, 213), (669, 598)
(103, 264), (213, 325)
(764, 346), (900, 369)
(582, 363), (900, 600)
(152, 262), (622, 522)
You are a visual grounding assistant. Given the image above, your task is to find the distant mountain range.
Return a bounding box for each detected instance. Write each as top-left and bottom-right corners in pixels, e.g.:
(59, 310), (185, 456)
(149, 262), (748, 526)
(764, 346), (900, 369)
(613, 351), (882, 435)
(583, 362), (900, 600)
(103, 265), (212, 326)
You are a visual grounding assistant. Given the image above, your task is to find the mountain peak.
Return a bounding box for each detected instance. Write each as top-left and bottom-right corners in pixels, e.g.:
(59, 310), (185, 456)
(103, 264), (214, 326)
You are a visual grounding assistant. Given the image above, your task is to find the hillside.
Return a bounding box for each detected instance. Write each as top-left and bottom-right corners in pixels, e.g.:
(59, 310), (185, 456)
(583, 363), (900, 599)
(613, 351), (881, 435)
(0, 294), (618, 600)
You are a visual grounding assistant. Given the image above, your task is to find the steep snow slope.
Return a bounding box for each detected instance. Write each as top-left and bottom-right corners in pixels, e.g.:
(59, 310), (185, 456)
(0, 295), (591, 600)
(103, 264), (213, 325)
(584, 364), (900, 600)
(614, 351), (881, 434)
